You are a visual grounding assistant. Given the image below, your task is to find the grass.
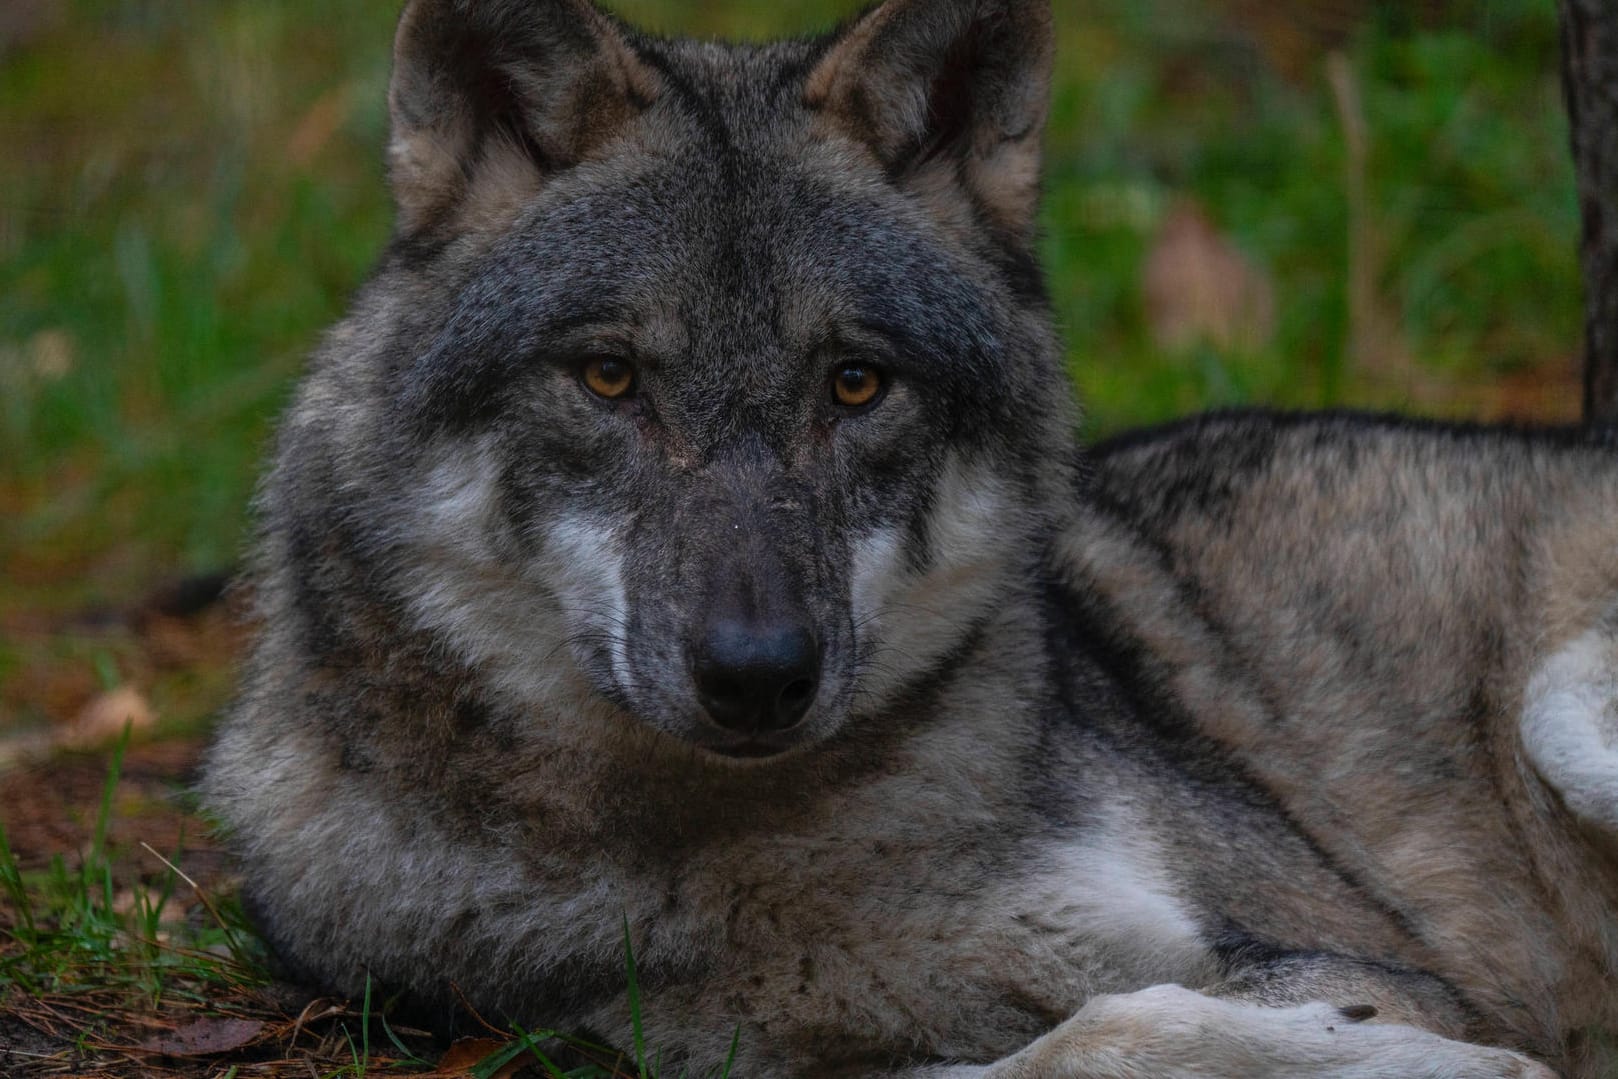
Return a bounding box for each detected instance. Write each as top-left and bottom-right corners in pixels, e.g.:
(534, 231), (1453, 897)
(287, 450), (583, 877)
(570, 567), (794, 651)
(0, 728), (261, 1006)
(0, 726), (275, 1073)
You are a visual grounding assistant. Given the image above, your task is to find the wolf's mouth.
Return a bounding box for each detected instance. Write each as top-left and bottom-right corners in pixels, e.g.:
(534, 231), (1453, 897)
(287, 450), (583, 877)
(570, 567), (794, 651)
(695, 731), (805, 761)
(713, 742), (788, 759)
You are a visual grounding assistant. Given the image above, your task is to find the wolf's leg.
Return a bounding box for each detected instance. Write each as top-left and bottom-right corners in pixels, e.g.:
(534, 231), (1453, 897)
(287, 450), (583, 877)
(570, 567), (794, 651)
(1521, 621), (1618, 832)
(901, 953), (1553, 1079)
(963, 985), (1553, 1078)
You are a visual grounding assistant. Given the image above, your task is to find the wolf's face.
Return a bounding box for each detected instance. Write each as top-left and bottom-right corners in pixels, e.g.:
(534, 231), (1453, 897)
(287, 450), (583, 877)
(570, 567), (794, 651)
(293, 0), (1076, 759)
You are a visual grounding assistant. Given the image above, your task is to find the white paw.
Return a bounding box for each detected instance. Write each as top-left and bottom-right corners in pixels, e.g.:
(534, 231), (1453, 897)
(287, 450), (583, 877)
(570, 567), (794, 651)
(984, 985), (1557, 1079)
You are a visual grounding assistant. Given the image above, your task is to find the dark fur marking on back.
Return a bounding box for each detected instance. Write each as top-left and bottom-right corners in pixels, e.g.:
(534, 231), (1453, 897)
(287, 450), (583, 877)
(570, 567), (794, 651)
(1090, 407), (1616, 461)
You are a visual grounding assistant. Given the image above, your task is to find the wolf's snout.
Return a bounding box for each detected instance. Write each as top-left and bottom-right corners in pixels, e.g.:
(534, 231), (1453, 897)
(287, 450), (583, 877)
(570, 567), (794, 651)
(692, 618), (819, 734)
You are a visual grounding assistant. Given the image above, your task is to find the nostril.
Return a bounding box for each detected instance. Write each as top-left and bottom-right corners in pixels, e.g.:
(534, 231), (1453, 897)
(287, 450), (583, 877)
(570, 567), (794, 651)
(692, 620), (820, 735)
(779, 677), (815, 706)
(775, 676), (817, 722)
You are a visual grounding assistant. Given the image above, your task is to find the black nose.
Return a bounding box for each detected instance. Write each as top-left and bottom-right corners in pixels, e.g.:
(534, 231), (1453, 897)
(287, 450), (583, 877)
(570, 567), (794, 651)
(693, 620), (820, 734)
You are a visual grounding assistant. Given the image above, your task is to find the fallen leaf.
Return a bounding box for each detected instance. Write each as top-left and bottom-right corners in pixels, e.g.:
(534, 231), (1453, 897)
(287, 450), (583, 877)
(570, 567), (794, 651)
(138, 1017), (265, 1057)
(29, 328), (74, 380)
(288, 86), (351, 168)
(61, 685), (155, 748)
(433, 1037), (527, 1078)
(1143, 200), (1276, 354)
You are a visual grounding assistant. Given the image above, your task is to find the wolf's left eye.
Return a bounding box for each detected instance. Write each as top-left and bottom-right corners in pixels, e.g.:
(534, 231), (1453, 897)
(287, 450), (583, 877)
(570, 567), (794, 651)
(581, 356), (636, 400)
(832, 364), (884, 411)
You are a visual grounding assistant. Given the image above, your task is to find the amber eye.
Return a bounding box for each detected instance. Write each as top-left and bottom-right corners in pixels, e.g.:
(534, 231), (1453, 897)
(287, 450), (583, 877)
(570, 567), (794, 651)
(581, 356), (636, 400)
(832, 364), (883, 410)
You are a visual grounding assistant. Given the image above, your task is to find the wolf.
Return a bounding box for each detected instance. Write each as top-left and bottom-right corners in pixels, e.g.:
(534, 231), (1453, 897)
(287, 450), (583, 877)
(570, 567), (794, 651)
(202, 0), (1618, 1075)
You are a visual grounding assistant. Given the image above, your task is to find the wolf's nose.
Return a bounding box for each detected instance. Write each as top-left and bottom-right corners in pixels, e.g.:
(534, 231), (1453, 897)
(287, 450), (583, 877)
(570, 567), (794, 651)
(693, 620), (819, 734)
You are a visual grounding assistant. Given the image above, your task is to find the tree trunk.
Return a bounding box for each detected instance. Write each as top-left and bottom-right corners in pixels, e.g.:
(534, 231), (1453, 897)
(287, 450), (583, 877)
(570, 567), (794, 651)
(1559, 0), (1618, 425)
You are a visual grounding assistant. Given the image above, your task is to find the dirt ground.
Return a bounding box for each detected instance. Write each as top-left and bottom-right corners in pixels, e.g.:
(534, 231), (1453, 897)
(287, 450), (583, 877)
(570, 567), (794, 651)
(0, 736), (543, 1075)
(0, 588), (458, 1078)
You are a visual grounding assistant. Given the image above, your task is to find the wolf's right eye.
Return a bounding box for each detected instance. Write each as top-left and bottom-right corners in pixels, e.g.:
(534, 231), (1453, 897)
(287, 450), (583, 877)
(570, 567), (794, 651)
(580, 357), (636, 400)
(832, 364), (884, 411)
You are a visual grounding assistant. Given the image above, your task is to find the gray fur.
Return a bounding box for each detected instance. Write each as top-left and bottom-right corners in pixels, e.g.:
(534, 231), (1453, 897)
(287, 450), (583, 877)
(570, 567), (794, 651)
(203, 1), (1618, 1076)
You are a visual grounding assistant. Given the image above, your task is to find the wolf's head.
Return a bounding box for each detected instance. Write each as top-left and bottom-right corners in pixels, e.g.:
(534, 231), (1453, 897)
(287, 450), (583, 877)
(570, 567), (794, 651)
(271, 0), (1078, 760)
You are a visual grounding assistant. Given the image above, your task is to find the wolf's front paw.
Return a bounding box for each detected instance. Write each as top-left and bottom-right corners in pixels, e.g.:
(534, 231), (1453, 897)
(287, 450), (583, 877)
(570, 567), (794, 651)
(982, 985), (1557, 1079)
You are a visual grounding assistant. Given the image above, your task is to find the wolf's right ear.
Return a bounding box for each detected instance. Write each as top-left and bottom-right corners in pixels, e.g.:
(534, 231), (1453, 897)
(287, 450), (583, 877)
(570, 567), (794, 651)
(805, 0), (1054, 234)
(387, 0), (657, 234)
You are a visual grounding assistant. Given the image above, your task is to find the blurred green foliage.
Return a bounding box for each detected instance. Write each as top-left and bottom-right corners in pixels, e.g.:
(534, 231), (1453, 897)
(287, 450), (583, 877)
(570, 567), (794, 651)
(0, 0), (1582, 613)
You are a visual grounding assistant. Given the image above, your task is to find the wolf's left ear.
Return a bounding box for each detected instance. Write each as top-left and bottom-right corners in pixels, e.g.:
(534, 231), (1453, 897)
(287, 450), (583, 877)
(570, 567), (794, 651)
(387, 0), (658, 234)
(805, 0), (1053, 233)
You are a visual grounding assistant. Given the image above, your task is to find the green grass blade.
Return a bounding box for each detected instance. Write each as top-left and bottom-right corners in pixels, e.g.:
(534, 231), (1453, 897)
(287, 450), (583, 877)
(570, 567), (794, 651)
(717, 1025), (740, 1079)
(471, 1038), (534, 1079)
(87, 721), (133, 874)
(378, 1009), (432, 1068)
(100, 859), (115, 919)
(361, 972), (373, 1070)
(622, 916), (647, 1079)
(510, 1022), (570, 1079)
(343, 1022), (362, 1078)
(0, 819), (36, 937)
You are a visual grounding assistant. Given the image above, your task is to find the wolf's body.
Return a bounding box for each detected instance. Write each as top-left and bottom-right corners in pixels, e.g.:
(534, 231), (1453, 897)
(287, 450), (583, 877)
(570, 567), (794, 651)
(203, 1), (1618, 1075)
